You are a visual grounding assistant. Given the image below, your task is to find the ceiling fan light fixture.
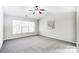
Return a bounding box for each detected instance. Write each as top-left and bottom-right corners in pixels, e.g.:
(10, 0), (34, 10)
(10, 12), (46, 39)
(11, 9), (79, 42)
(28, 6), (45, 15)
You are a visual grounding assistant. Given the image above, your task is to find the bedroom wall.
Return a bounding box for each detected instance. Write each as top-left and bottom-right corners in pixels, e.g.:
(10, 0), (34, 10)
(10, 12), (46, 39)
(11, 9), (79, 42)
(4, 14), (39, 40)
(77, 7), (79, 44)
(39, 7), (76, 43)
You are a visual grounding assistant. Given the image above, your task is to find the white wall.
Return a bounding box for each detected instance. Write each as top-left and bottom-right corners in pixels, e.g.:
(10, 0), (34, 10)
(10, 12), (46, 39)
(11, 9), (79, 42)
(4, 14), (39, 40)
(77, 7), (79, 44)
(39, 7), (76, 43)
(0, 7), (4, 48)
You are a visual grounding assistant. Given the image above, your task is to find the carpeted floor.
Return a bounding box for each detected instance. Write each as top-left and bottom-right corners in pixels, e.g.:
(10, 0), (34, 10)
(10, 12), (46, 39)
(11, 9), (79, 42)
(0, 35), (76, 53)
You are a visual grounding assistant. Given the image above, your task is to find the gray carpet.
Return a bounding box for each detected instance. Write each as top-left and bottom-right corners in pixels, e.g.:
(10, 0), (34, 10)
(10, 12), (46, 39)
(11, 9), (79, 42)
(0, 36), (76, 53)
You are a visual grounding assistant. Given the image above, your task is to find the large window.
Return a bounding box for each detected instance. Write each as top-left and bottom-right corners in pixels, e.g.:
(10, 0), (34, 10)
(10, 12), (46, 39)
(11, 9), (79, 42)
(13, 20), (35, 34)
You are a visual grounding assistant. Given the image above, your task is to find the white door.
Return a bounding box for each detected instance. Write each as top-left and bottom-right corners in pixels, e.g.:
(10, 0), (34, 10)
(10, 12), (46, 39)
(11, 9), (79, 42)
(0, 7), (4, 48)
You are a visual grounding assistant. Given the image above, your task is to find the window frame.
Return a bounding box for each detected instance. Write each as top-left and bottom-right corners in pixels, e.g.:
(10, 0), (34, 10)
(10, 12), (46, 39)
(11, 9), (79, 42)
(12, 20), (35, 34)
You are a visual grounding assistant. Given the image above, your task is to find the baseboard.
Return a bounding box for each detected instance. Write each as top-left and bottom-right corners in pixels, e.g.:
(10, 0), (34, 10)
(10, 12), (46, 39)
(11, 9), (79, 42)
(4, 34), (39, 41)
(39, 34), (76, 46)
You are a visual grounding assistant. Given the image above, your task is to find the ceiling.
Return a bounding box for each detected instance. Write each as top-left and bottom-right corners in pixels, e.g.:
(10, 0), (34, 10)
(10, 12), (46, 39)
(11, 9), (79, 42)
(3, 6), (76, 19)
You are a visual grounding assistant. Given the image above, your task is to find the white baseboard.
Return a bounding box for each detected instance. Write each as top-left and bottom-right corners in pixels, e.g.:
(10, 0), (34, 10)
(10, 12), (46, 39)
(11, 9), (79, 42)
(39, 34), (76, 44)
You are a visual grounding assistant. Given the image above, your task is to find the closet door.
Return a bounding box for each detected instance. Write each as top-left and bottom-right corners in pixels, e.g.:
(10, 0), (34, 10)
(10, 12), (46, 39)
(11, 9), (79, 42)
(0, 7), (4, 48)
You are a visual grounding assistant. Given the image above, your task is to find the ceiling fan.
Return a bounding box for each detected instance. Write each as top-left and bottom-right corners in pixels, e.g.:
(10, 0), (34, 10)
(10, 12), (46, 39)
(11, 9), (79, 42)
(28, 6), (45, 14)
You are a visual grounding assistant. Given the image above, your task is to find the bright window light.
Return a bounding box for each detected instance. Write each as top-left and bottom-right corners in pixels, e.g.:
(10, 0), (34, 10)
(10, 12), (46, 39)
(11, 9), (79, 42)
(13, 20), (35, 34)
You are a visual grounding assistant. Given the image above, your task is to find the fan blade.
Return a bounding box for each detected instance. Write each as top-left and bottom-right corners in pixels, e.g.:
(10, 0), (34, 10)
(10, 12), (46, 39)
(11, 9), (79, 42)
(28, 10), (33, 11)
(40, 9), (45, 11)
(39, 11), (42, 14)
(33, 12), (35, 14)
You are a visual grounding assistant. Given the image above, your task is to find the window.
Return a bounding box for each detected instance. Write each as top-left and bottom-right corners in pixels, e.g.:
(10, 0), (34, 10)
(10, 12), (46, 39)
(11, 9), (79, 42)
(13, 20), (35, 34)
(13, 20), (22, 34)
(21, 21), (29, 33)
(28, 22), (35, 32)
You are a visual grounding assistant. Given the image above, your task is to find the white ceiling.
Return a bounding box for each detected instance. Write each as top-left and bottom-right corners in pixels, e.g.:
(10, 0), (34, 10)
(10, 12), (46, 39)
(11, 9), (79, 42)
(3, 6), (76, 19)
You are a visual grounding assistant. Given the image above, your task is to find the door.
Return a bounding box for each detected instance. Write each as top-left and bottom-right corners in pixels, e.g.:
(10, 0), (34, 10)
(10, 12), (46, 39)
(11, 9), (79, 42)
(0, 6), (4, 48)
